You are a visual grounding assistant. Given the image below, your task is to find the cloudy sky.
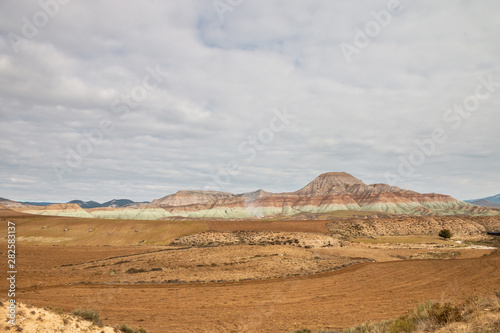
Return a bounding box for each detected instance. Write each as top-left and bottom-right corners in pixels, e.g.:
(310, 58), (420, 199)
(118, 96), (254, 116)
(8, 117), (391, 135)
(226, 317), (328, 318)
(1, 0), (499, 203)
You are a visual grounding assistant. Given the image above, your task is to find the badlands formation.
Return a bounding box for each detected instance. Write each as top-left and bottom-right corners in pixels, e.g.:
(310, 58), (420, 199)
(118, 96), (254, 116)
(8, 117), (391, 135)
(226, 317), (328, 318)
(1, 179), (499, 332)
(10, 172), (499, 219)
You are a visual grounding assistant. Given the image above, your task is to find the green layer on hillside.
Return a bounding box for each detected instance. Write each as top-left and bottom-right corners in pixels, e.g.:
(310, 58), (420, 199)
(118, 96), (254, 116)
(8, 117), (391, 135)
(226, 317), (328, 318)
(15, 200), (498, 220)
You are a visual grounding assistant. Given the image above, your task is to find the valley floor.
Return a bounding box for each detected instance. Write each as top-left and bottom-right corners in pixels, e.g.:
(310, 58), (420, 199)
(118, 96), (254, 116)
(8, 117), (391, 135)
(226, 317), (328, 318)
(3, 248), (498, 332)
(1, 207), (499, 332)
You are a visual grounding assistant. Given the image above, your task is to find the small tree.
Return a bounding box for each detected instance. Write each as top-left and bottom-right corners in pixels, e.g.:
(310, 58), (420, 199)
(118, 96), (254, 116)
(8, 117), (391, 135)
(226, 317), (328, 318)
(439, 229), (452, 240)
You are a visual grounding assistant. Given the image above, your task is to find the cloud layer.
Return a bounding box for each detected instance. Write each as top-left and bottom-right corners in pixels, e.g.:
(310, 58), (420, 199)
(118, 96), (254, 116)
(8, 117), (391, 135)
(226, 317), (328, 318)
(1, 0), (499, 202)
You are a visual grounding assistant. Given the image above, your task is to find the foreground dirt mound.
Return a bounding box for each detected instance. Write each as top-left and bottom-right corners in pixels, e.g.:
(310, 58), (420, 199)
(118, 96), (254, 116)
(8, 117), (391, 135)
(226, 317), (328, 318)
(327, 215), (500, 238)
(0, 301), (116, 332)
(62, 245), (366, 284)
(170, 230), (342, 248)
(8, 245), (369, 286)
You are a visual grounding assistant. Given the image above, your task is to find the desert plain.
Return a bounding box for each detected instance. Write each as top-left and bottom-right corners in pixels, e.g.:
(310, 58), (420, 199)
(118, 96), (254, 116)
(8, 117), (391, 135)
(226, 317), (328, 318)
(1, 203), (500, 333)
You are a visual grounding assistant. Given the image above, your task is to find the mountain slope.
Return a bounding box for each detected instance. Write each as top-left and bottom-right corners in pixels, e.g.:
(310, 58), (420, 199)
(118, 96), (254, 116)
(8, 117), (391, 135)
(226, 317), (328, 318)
(68, 200), (102, 209)
(10, 172), (499, 219)
(465, 194), (500, 208)
(144, 172), (490, 218)
(465, 198), (500, 208)
(484, 194), (500, 203)
(0, 197), (32, 208)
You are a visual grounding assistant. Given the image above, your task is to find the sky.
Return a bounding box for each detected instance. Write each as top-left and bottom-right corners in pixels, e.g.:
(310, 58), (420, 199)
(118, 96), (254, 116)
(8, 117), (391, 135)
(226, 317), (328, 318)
(0, 0), (499, 203)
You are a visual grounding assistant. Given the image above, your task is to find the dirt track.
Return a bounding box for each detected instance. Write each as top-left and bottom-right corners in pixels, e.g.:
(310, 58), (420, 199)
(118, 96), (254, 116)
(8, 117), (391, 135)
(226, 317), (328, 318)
(14, 252), (500, 332)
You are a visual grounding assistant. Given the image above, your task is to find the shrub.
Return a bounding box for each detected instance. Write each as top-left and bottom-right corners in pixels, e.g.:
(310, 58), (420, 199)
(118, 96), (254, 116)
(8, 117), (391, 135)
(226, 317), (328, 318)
(119, 324), (149, 333)
(427, 302), (462, 325)
(73, 308), (102, 326)
(438, 229), (452, 240)
(126, 268), (147, 274)
(340, 294), (500, 333)
(389, 315), (416, 333)
(343, 320), (391, 332)
(119, 324), (134, 333)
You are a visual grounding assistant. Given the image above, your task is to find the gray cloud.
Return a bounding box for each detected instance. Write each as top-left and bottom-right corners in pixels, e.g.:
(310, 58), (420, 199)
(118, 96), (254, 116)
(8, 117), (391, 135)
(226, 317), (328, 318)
(0, 0), (499, 202)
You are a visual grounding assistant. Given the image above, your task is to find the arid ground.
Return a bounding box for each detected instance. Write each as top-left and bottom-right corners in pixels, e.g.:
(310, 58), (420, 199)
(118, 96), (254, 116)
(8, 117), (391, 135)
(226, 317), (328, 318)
(1, 206), (499, 332)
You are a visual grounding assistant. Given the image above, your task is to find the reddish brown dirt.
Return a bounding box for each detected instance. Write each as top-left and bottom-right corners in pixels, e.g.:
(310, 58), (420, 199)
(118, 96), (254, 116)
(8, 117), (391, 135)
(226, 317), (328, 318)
(208, 220), (330, 233)
(2, 206), (500, 332)
(0, 206), (208, 246)
(9, 252), (499, 333)
(7, 245), (364, 288)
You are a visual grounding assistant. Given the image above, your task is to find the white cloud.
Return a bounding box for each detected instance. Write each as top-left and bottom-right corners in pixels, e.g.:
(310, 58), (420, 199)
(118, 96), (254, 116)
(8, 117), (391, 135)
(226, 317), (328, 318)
(0, 0), (499, 202)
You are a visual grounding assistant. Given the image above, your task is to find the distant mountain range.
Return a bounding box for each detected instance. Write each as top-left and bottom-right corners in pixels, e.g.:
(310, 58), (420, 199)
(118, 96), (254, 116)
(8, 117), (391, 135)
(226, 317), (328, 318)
(465, 194), (500, 208)
(20, 201), (58, 206)
(68, 199), (149, 208)
(4, 172), (499, 220)
(0, 198), (148, 209)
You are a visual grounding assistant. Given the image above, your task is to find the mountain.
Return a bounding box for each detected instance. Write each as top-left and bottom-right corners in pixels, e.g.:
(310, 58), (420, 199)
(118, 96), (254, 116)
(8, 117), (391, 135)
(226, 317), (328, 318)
(145, 172), (493, 218)
(101, 199), (138, 207)
(10, 172), (500, 220)
(68, 200), (103, 209)
(465, 194), (500, 208)
(19, 201), (58, 206)
(483, 194), (500, 203)
(68, 199), (149, 209)
(294, 172), (365, 196)
(0, 197), (31, 208)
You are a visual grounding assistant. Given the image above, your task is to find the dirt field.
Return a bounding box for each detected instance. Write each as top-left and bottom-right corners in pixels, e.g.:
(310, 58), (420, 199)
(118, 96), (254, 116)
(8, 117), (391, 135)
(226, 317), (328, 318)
(1, 207), (500, 332)
(9, 251), (499, 332)
(8, 245), (371, 288)
(0, 205), (208, 246)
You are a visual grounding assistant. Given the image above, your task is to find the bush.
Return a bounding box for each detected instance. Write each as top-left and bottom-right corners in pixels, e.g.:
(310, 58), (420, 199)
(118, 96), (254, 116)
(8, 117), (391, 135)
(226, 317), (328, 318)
(340, 293), (500, 333)
(428, 302), (462, 325)
(126, 267), (147, 274)
(73, 308), (102, 326)
(119, 324), (134, 333)
(119, 324), (149, 333)
(438, 229), (452, 240)
(343, 321), (391, 332)
(389, 315), (416, 333)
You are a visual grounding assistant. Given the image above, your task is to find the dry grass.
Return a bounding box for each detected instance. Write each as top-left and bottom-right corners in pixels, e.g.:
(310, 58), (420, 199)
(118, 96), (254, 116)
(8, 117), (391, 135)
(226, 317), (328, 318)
(337, 292), (500, 333)
(72, 308), (102, 326)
